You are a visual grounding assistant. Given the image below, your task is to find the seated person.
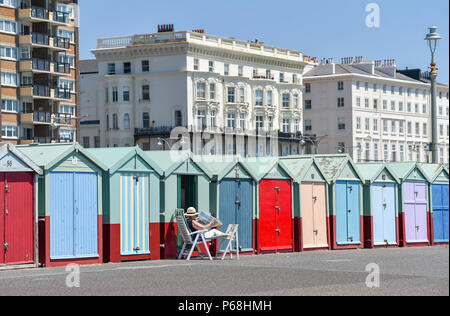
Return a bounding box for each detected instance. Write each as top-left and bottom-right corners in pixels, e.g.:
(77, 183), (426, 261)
(185, 207), (231, 239)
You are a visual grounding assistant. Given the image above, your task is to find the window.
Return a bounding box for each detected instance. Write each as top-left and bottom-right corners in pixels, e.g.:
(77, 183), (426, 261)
(365, 82), (369, 91)
(423, 123), (428, 136)
(304, 120), (312, 132)
(356, 117), (361, 130)
(0, 0), (18, 7)
(407, 122), (412, 134)
(356, 81), (360, 90)
(439, 106), (443, 116)
(142, 60), (150, 72)
(391, 101), (396, 111)
(193, 59), (199, 71)
(400, 145), (405, 162)
(210, 111), (216, 128)
(58, 53), (75, 67)
(123, 62), (131, 74)
(391, 120), (396, 133)
(292, 74), (298, 84)
(256, 116), (264, 131)
(209, 83), (216, 100)
(239, 87), (245, 104)
(239, 114), (246, 130)
(142, 85), (150, 101)
(196, 82), (206, 99)
(94, 136), (100, 148)
(224, 64), (229, 76)
(293, 94), (299, 108)
(337, 97), (345, 108)
(399, 87), (403, 95)
(373, 84), (378, 92)
(373, 99), (378, 109)
(227, 113), (236, 128)
(0, 19), (17, 34)
(356, 97), (361, 107)
(1, 125), (18, 138)
(107, 63), (116, 75)
(422, 104), (427, 114)
(197, 110), (206, 129)
(384, 144), (389, 162)
(208, 61), (214, 72)
(365, 143), (370, 161)
(0, 45), (17, 59)
(374, 143), (379, 161)
(1, 72), (17, 86)
(282, 93), (290, 108)
(392, 145), (397, 162)
(123, 87), (130, 102)
(227, 87), (236, 103)
(59, 104), (75, 116)
(399, 102), (404, 112)
(383, 119), (388, 133)
(338, 81), (344, 91)
(338, 118), (345, 130)
(365, 98), (369, 108)
(304, 100), (312, 110)
(1, 99), (18, 112)
(373, 119), (378, 132)
(175, 111), (182, 126)
(267, 90), (273, 106)
(415, 89), (419, 97)
(407, 88), (411, 96)
(391, 86), (395, 95)
(415, 122), (420, 135)
(415, 104), (419, 113)
(112, 87), (118, 102)
(280, 73), (285, 83)
(399, 121), (404, 134)
(255, 90), (263, 106)
(294, 119), (299, 133)
(407, 103), (412, 112)
(59, 79), (75, 92)
(357, 142), (362, 162)
(57, 3), (74, 18)
(440, 125), (444, 137)
(305, 83), (311, 93)
(143, 113), (150, 129)
(123, 114), (130, 130)
(268, 116), (273, 130)
(383, 100), (387, 110)
(383, 85), (387, 93)
(106, 115), (109, 130)
(365, 118), (370, 131)
(112, 114), (119, 130)
(282, 119), (290, 133)
(238, 65), (243, 77)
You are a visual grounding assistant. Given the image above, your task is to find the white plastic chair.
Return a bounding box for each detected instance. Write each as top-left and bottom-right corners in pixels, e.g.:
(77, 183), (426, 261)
(216, 224), (240, 261)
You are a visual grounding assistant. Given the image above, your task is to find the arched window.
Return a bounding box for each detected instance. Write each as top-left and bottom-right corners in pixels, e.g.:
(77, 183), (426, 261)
(124, 113), (130, 130)
(112, 114), (118, 130)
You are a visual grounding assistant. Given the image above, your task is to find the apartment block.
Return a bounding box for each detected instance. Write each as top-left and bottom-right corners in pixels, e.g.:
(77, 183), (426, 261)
(0, 0), (79, 145)
(81, 26), (317, 156)
(303, 57), (449, 163)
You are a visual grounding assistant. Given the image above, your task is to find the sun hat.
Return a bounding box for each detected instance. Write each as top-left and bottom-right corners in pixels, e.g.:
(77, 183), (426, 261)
(185, 207), (199, 218)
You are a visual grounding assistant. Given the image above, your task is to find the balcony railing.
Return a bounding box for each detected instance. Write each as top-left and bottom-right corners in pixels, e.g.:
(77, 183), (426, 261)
(32, 58), (51, 72)
(54, 62), (71, 74)
(32, 32), (50, 46)
(134, 126), (174, 137)
(54, 113), (73, 125)
(30, 6), (50, 20)
(55, 88), (71, 99)
(53, 11), (69, 24)
(33, 85), (51, 97)
(34, 111), (52, 123)
(53, 36), (70, 49)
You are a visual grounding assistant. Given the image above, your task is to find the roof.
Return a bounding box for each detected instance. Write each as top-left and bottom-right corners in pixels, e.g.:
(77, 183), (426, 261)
(80, 59), (98, 74)
(0, 143), (43, 175)
(313, 154), (363, 183)
(354, 162), (400, 184)
(240, 157), (295, 182)
(386, 162), (429, 182)
(16, 143), (108, 171)
(419, 163), (449, 183)
(279, 156), (329, 184)
(144, 151), (212, 178)
(193, 155), (258, 182)
(87, 146), (163, 176)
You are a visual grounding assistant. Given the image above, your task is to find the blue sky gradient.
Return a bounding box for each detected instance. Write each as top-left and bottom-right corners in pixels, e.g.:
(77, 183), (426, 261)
(79, 0), (449, 83)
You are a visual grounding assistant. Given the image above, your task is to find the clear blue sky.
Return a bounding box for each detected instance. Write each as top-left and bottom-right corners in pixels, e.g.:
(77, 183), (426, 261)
(79, 0), (449, 83)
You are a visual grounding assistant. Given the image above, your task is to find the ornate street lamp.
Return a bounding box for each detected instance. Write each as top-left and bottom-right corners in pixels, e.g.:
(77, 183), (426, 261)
(425, 26), (442, 163)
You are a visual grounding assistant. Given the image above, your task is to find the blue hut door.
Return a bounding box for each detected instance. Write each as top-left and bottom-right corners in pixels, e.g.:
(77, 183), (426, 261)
(120, 174), (150, 256)
(373, 183), (397, 245)
(432, 184), (449, 243)
(50, 172), (98, 259)
(336, 181), (361, 245)
(219, 178), (253, 252)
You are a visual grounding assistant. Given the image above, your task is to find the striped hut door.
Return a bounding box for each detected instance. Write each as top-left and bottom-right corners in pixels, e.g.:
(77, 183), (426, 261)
(120, 173), (149, 256)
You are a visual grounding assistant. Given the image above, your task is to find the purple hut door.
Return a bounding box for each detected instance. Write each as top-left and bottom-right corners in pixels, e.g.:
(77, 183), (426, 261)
(403, 182), (417, 242)
(414, 183), (428, 242)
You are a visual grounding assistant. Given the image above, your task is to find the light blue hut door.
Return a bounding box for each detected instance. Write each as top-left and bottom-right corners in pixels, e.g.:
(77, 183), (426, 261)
(336, 181), (361, 245)
(373, 183), (396, 245)
(120, 173), (150, 256)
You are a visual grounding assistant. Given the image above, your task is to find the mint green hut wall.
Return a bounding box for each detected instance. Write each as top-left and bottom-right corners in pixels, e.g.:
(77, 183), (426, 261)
(144, 151), (212, 259)
(355, 163), (400, 249)
(87, 147), (163, 262)
(16, 143), (107, 267)
(314, 155), (364, 250)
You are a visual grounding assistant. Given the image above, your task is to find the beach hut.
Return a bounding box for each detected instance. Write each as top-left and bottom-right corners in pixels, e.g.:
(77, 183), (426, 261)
(17, 143), (107, 267)
(315, 155), (364, 250)
(145, 151), (212, 259)
(87, 147), (164, 262)
(388, 162), (430, 247)
(196, 155), (257, 253)
(356, 163), (400, 248)
(280, 156), (330, 252)
(0, 143), (42, 269)
(420, 164), (449, 245)
(243, 157), (295, 254)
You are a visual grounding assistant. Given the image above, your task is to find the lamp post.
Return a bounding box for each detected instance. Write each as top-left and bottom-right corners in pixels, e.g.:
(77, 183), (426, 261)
(425, 26), (442, 163)
(300, 134), (328, 154)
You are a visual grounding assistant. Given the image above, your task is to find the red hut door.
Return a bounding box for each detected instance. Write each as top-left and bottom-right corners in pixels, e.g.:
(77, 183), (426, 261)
(259, 179), (292, 252)
(1, 173), (35, 265)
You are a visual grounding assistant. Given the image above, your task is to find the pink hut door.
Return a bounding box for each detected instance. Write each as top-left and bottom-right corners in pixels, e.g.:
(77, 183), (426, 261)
(301, 184), (315, 249)
(301, 183), (328, 249)
(313, 183), (328, 248)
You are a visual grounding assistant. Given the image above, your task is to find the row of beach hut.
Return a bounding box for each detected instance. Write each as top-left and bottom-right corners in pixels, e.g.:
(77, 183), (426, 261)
(0, 142), (448, 268)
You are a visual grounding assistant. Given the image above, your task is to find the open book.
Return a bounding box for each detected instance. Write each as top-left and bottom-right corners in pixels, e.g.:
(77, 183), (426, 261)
(197, 211), (223, 227)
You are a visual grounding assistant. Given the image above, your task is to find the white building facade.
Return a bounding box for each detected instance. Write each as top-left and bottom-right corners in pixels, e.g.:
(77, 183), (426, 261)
(84, 29), (317, 155)
(303, 58), (449, 163)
